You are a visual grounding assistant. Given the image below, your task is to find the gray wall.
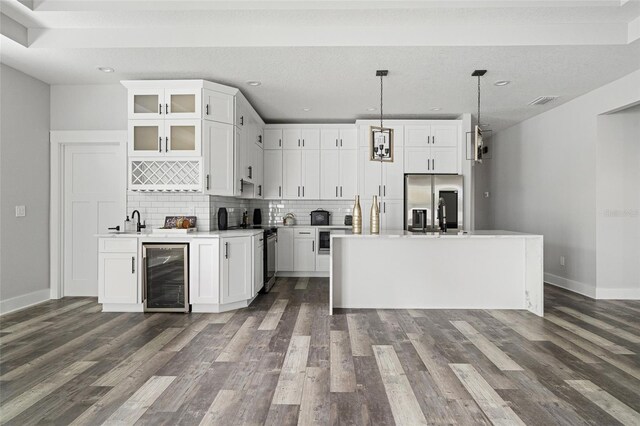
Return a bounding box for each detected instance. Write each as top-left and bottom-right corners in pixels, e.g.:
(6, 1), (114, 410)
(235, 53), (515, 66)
(488, 69), (640, 298)
(0, 64), (51, 306)
(50, 84), (127, 130)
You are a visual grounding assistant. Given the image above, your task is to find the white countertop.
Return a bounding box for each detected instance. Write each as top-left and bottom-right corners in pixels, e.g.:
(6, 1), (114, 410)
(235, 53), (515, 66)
(96, 229), (263, 238)
(275, 225), (351, 229)
(331, 229), (543, 239)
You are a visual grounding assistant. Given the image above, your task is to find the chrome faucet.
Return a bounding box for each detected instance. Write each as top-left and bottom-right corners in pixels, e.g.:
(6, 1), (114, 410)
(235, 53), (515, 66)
(131, 210), (146, 233)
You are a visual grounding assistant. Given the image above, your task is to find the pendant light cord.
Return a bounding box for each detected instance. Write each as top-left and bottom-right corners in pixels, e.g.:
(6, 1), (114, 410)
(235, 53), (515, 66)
(477, 76), (481, 127)
(380, 74), (384, 129)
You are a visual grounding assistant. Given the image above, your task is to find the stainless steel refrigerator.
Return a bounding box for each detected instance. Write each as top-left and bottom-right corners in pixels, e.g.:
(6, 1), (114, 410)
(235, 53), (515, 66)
(404, 174), (463, 232)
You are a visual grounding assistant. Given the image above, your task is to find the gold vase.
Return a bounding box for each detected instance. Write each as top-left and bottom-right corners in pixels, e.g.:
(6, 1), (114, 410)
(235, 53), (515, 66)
(370, 195), (380, 234)
(352, 195), (362, 234)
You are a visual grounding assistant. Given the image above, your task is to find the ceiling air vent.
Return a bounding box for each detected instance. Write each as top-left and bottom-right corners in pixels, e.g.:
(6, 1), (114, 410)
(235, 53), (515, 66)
(528, 96), (559, 106)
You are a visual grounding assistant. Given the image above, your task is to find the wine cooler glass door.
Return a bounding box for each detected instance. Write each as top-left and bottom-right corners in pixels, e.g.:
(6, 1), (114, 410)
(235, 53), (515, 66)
(143, 244), (189, 312)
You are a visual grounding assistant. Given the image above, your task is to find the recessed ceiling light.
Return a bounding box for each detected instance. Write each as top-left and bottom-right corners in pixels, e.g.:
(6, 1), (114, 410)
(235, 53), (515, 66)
(246, 80), (261, 86)
(494, 80), (510, 86)
(431, 107), (442, 111)
(366, 107), (377, 112)
(302, 107), (312, 112)
(97, 67), (114, 73)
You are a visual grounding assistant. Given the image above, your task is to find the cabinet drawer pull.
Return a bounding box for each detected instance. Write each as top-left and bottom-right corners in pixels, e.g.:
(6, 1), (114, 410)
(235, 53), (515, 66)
(299, 232), (311, 235)
(131, 256), (135, 274)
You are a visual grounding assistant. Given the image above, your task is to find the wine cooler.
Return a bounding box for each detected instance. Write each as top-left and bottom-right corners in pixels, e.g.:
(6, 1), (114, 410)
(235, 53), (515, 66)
(142, 243), (189, 313)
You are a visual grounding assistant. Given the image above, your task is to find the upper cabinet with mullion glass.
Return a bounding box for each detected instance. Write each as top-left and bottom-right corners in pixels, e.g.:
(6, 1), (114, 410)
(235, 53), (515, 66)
(128, 88), (164, 119)
(164, 88), (201, 119)
(128, 88), (201, 120)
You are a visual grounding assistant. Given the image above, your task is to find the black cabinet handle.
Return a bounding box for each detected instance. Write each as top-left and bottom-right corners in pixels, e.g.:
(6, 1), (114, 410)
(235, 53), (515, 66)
(279, 186), (282, 197)
(340, 186), (343, 197)
(302, 139), (305, 147)
(302, 186), (305, 197)
(298, 186), (300, 197)
(432, 159), (435, 170)
(165, 137), (169, 152)
(384, 185), (386, 197)
(340, 139), (343, 147)
(336, 139), (338, 147)
(258, 135), (262, 144)
(240, 180), (244, 193)
(279, 139), (282, 147)
(159, 103), (162, 115)
(206, 104), (209, 115)
(206, 174), (210, 190)
(108, 225), (120, 231)
(427, 135), (430, 144)
(225, 242), (229, 258)
(131, 256), (135, 274)
(248, 166), (252, 179)
(298, 139), (300, 147)
(240, 116), (244, 126)
(299, 232), (311, 235)
(159, 136), (162, 152)
(258, 185), (262, 196)
(336, 186), (338, 197)
(165, 103), (169, 114)
(312, 241), (315, 252)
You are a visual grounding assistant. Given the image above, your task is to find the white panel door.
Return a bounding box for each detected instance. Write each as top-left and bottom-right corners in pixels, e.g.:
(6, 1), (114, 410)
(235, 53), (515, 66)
(431, 147), (459, 174)
(190, 240), (220, 304)
(339, 128), (358, 150)
(294, 239), (316, 272)
(382, 199), (404, 231)
(320, 150), (340, 199)
(99, 253), (137, 304)
(277, 227), (294, 271)
(383, 144), (405, 200)
(404, 125), (430, 147)
(221, 237), (252, 304)
(360, 150), (383, 200)
(404, 147), (431, 174)
(282, 150), (302, 199)
(431, 124), (459, 147)
(64, 144), (125, 296)
(320, 128), (340, 150)
(206, 121), (235, 196)
(339, 149), (358, 200)
(263, 150), (283, 199)
(264, 129), (283, 150)
(203, 89), (234, 124)
(301, 128), (320, 150)
(282, 128), (302, 150)
(302, 150), (320, 199)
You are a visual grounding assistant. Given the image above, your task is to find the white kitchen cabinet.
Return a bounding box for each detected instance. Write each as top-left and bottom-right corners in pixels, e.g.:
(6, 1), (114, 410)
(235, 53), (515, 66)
(264, 150), (283, 199)
(264, 129), (283, 150)
(293, 228), (316, 272)
(98, 238), (138, 305)
(282, 150), (302, 199)
(320, 149), (357, 200)
(403, 123), (460, 173)
(282, 128), (320, 150)
(404, 126), (431, 147)
(128, 88), (201, 120)
(431, 125), (458, 147)
(359, 142), (404, 201)
(204, 121), (236, 196)
(202, 89), (234, 124)
(282, 149), (319, 199)
(254, 145), (264, 198)
(301, 150), (320, 199)
(190, 239), (220, 304)
(129, 120), (201, 157)
(238, 128), (254, 184)
(220, 236), (253, 304)
(320, 127), (357, 150)
(403, 147), (431, 174)
(381, 199), (404, 230)
(277, 227), (294, 271)
(254, 235), (264, 294)
(431, 147), (459, 173)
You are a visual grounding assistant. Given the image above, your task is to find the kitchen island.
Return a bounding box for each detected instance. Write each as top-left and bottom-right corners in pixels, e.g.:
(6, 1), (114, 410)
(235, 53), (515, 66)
(330, 230), (544, 316)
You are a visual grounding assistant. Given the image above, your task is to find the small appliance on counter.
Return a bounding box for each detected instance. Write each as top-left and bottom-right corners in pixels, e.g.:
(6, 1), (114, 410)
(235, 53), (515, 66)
(218, 208), (228, 230)
(310, 209), (331, 226)
(344, 215), (353, 226)
(283, 213), (296, 226)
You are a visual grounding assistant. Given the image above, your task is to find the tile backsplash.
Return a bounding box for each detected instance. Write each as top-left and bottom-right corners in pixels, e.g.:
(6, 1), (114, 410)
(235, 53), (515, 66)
(127, 192), (358, 230)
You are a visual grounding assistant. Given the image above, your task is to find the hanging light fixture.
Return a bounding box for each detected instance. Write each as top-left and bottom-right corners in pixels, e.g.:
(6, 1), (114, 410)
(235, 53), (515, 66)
(468, 69), (492, 163)
(370, 70), (394, 162)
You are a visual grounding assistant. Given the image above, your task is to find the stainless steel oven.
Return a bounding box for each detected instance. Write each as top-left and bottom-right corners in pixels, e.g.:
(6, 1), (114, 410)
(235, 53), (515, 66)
(142, 243), (189, 313)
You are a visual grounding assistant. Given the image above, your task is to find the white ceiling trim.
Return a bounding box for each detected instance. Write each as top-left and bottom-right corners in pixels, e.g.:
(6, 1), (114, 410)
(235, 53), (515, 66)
(28, 22), (629, 49)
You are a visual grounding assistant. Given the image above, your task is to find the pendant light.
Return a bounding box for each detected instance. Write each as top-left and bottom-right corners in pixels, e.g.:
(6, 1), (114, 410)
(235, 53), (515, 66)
(469, 69), (492, 163)
(370, 70), (394, 162)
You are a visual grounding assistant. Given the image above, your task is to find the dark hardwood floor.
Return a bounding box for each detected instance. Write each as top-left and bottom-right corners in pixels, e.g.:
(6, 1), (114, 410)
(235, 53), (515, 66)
(1, 279), (639, 425)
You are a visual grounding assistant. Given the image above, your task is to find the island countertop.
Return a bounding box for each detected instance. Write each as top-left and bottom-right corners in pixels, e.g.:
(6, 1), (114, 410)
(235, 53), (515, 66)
(95, 229), (263, 238)
(331, 229), (543, 239)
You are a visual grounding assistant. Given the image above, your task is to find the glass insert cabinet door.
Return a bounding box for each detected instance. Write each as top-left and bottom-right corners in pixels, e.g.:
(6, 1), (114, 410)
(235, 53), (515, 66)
(166, 120), (201, 156)
(129, 89), (163, 119)
(143, 244), (189, 313)
(165, 89), (202, 119)
(128, 88), (201, 119)
(129, 120), (163, 156)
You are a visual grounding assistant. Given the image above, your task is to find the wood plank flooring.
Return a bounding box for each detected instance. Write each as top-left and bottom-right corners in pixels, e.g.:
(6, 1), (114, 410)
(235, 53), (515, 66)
(1, 280), (639, 425)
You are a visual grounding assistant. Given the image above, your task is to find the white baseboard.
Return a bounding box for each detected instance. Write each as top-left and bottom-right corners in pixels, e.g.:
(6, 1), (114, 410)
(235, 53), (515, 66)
(595, 287), (640, 300)
(544, 273), (596, 299)
(0, 289), (51, 315)
(277, 272), (329, 278)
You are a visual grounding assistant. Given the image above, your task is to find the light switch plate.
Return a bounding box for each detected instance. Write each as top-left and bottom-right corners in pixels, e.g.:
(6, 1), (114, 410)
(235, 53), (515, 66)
(15, 205), (26, 217)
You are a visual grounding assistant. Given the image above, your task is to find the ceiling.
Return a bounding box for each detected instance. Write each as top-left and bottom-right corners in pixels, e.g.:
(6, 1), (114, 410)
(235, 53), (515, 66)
(1, 0), (639, 130)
